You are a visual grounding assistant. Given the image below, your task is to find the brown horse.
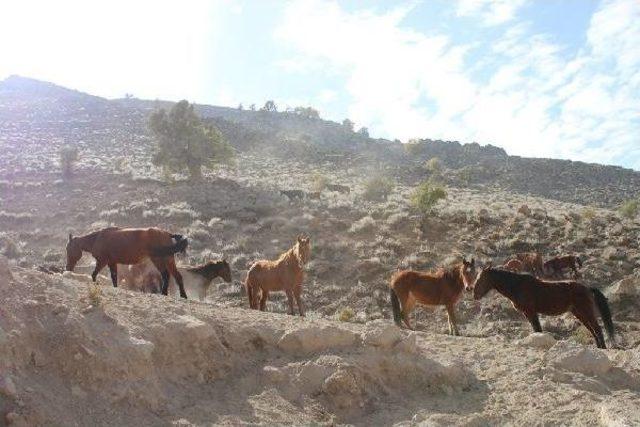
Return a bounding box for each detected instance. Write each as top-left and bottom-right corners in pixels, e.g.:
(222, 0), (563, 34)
(514, 252), (545, 276)
(65, 227), (189, 298)
(502, 258), (524, 272)
(245, 235), (311, 316)
(389, 258), (478, 335)
(543, 255), (582, 279)
(471, 266), (614, 348)
(120, 258), (232, 300)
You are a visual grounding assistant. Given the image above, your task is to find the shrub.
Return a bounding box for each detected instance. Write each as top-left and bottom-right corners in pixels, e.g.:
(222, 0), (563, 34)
(337, 306), (355, 322)
(619, 199), (639, 219)
(581, 207), (596, 221)
(149, 100), (234, 181)
(87, 283), (102, 307)
(404, 139), (424, 156)
(59, 145), (78, 179)
(311, 173), (329, 192)
(424, 157), (443, 175)
(411, 180), (447, 214)
(363, 176), (395, 201)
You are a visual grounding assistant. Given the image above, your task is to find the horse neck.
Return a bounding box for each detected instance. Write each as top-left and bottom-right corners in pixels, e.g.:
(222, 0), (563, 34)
(77, 232), (99, 252)
(450, 265), (465, 290)
(279, 248), (303, 271)
(490, 273), (519, 301)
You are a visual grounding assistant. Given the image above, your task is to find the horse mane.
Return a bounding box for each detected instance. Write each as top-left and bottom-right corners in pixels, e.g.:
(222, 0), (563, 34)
(486, 267), (537, 284)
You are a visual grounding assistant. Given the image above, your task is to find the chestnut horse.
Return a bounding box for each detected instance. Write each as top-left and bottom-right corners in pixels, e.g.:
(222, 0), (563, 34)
(502, 258), (524, 272)
(65, 227), (189, 298)
(389, 258), (478, 335)
(543, 255), (582, 279)
(471, 266), (614, 348)
(514, 252), (544, 276)
(245, 235), (311, 316)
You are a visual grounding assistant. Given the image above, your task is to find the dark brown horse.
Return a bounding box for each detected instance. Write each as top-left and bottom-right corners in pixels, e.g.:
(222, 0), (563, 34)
(471, 266), (614, 348)
(389, 258), (478, 335)
(514, 252), (545, 276)
(65, 227), (189, 298)
(544, 255), (582, 279)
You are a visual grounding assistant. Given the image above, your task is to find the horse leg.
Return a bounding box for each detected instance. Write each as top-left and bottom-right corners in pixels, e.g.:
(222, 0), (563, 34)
(285, 290), (295, 315)
(91, 259), (107, 282)
(445, 304), (459, 336)
(572, 307), (606, 349)
(160, 270), (170, 296)
(166, 257), (187, 299)
(108, 263), (118, 288)
(401, 295), (416, 330)
(294, 285), (305, 317)
(259, 290), (269, 311)
(525, 312), (543, 332)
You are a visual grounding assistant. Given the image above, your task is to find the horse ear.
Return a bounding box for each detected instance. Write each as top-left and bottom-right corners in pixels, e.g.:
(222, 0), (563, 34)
(471, 258), (475, 266)
(68, 233), (73, 242)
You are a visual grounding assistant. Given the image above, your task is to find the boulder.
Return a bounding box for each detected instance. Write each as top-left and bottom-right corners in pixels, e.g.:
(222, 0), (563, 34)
(546, 341), (612, 376)
(519, 332), (556, 350)
(278, 325), (359, 354)
(361, 320), (403, 348)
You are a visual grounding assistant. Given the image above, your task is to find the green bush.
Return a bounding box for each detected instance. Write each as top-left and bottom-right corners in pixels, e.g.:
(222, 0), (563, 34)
(59, 145), (78, 179)
(411, 180), (447, 214)
(363, 176), (395, 201)
(619, 199), (639, 219)
(337, 306), (355, 322)
(424, 157), (443, 175)
(311, 173), (329, 192)
(581, 207), (596, 221)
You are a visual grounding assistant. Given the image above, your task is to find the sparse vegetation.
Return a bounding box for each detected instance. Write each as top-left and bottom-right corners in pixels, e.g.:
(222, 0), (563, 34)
(311, 173), (329, 192)
(581, 207), (597, 221)
(362, 176), (395, 201)
(411, 180), (447, 214)
(424, 157), (443, 176)
(149, 100), (234, 181)
(87, 283), (103, 307)
(337, 306), (355, 322)
(58, 145), (78, 179)
(619, 199), (639, 219)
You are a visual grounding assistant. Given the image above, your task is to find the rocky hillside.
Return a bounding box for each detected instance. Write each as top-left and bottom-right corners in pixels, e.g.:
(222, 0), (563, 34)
(2, 259), (640, 426)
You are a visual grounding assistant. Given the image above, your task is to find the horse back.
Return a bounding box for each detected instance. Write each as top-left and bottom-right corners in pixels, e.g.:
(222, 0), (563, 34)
(93, 227), (174, 263)
(391, 270), (462, 305)
(247, 259), (303, 291)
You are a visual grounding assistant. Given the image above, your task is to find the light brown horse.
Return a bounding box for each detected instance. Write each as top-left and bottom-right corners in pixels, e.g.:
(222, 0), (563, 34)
(502, 258), (524, 272)
(389, 258), (478, 335)
(543, 255), (582, 279)
(245, 235), (311, 316)
(65, 227), (189, 298)
(471, 266), (614, 348)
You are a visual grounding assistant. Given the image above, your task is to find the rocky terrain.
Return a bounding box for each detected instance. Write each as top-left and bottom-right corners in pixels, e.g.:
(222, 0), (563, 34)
(1, 75), (640, 425)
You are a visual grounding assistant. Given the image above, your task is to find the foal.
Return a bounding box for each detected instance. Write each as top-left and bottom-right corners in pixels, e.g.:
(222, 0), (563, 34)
(65, 227), (189, 298)
(245, 235), (311, 316)
(389, 258), (478, 335)
(471, 267), (614, 348)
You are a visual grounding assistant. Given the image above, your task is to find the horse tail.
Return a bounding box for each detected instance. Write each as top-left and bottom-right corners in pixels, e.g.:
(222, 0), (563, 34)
(245, 270), (256, 309)
(389, 288), (402, 326)
(591, 287), (615, 343)
(170, 233), (184, 241)
(151, 237), (188, 257)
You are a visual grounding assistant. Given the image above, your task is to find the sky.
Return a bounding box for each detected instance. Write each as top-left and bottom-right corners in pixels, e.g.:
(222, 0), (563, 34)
(0, 0), (638, 169)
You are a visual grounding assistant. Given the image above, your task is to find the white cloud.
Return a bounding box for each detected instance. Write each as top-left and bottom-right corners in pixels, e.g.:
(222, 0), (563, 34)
(276, 0), (640, 169)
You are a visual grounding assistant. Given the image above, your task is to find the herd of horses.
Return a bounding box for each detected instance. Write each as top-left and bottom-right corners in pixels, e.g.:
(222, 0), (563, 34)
(64, 226), (615, 349)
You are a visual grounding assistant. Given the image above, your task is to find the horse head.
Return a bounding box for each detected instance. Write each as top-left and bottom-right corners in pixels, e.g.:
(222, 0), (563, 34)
(295, 235), (311, 266)
(219, 259), (232, 283)
(65, 233), (82, 271)
(461, 257), (477, 291)
(472, 262), (494, 300)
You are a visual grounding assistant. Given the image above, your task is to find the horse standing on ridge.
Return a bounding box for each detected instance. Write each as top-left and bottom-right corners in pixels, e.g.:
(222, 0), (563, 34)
(65, 227), (189, 298)
(389, 258), (478, 335)
(245, 235), (311, 316)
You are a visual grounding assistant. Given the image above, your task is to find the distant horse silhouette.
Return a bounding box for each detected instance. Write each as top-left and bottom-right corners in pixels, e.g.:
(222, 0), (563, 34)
(245, 235), (311, 316)
(544, 255), (582, 279)
(389, 258), (478, 335)
(65, 227), (189, 298)
(280, 190), (305, 200)
(120, 259), (232, 301)
(471, 266), (614, 348)
(502, 258), (524, 272)
(514, 252), (544, 276)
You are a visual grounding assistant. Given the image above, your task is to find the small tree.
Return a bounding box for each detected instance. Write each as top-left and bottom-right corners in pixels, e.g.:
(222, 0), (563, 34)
(620, 199), (639, 219)
(357, 127), (369, 137)
(261, 100), (277, 112)
(411, 180), (447, 214)
(342, 118), (354, 131)
(363, 175), (395, 201)
(149, 100), (234, 181)
(293, 106), (320, 119)
(59, 145), (78, 179)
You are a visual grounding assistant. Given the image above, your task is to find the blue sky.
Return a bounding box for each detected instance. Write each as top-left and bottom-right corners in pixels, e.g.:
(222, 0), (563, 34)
(0, 0), (638, 169)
